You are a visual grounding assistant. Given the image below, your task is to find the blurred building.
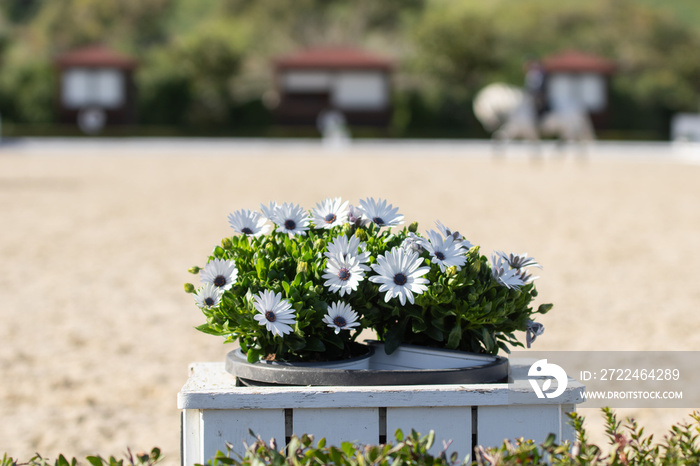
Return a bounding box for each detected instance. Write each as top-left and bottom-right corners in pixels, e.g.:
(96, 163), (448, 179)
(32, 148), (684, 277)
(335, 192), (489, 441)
(54, 45), (138, 133)
(272, 47), (394, 127)
(541, 50), (616, 128)
(671, 113), (700, 141)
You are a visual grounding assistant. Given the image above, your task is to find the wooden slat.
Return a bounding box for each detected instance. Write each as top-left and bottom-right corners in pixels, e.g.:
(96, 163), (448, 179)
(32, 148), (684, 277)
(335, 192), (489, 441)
(292, 407), (379, 447)
(386, 406), (472, 460)
(200, 409), (285, 462)
(477, 405), (562, 447)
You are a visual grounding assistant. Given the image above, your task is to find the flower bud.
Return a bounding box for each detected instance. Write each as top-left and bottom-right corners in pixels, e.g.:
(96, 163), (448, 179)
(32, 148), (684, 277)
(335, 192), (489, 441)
(408, 221), (419, 233)
(188, 266), (201, 274)
(341, 223), (354, 237)
(184, 283), (196, 293)
(314, 239), (325, 251)
(445, 266), (458, 277)
(221, 237), (233, 250)
(355, 228), (368, 241)
(296, 261), (308, 274)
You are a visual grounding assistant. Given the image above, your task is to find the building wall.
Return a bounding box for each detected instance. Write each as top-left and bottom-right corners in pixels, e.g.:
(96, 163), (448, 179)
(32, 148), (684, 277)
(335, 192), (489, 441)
(276, 68), (391, 126)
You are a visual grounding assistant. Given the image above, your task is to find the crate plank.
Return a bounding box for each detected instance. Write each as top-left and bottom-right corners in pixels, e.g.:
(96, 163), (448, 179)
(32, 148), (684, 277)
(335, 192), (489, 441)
(292, 407), (379, 446)
(386, 406), (472, 460)
(200, 409), (285, 462)
(477, 405), (564, 446)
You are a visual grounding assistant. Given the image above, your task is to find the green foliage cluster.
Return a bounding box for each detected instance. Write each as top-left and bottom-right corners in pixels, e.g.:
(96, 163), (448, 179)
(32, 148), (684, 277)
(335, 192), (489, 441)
(205, 429), (465, 466)
(200, 408), (700, 466)
(187, 199), (548, 362)
(1, 0), (699, 137)
(4, 409), (700, 465)
(1, 448), (161, 466)
(472, 408), (700, 465)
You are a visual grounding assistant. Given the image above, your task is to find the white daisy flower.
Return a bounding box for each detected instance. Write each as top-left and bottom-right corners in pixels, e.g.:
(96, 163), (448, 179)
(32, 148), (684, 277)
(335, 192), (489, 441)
(200, 258), (238, 291)
(369, 247), (430, 306)
(401, 232), (425, 254)
(260, 201), (279, 221)
(271, 202), (311, 236)
(252, 290), (296, 337)
(346, 204), (367, 227)
(490, 254), (525, 290)
(435, 220), (473, 249)
(323, 301), (361, 334)
(324, 234), (371, 266)
(496, 251), (541, 269)
(420, 229), (468, 272)
(193, 282), (223, 309)
(515, 267), (539, 285)
(322, 254), (367, 296)
(358, 197), (404, 227)
(312, 197), (349, 229)
(227, 209), (271, 237)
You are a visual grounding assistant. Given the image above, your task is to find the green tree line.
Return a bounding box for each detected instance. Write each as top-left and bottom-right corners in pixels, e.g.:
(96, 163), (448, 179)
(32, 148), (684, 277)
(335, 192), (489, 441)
(0, 0), (698, 138)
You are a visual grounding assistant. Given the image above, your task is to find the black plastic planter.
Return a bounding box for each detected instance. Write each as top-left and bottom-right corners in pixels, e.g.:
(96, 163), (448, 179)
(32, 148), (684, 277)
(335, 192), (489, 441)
(225, 341), (509, 386)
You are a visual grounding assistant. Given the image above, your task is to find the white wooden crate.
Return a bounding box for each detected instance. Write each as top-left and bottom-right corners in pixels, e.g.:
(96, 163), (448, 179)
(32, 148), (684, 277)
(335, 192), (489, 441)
(178, 361), (584, 465)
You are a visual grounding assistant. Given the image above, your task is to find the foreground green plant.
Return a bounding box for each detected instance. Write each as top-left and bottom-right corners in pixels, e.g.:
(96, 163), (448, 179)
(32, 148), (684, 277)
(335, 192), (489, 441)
(198, 408), (700, 465)
(203, 429), (466, 466)
(1, 449), (162, 466)
(475, 407), (700, 465)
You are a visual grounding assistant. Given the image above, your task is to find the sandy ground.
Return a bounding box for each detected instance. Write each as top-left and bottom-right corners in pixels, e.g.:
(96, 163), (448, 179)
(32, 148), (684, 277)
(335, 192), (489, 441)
(1, 139), (699, 464)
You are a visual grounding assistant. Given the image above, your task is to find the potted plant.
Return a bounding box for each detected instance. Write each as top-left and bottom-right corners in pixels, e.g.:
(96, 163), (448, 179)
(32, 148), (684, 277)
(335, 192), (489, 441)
(184, 197), (551, 385)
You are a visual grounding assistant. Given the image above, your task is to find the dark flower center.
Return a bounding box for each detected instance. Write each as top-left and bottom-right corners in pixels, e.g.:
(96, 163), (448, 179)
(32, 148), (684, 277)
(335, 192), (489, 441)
(435, 251), (446, 260)
(338, 268), (351, 281)
(333, 316), (347, 328)
(324, 213), (337, 224)
(204, 297), (215, 306)
(214, 275), (227, 287)
(241, 227), (253, 234)
(265, 311), (276, 322)
(393, 273), (407, 286)
(284, 219), (297, 230)
(373, 217), (385, 226)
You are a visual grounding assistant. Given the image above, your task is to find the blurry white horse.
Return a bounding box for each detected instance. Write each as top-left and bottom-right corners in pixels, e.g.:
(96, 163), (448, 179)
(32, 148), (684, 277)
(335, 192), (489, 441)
(473, 83), (595, 144)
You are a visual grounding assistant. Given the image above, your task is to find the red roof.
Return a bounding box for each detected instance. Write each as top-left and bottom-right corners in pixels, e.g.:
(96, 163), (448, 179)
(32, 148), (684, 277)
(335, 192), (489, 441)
(542, 50), (615, 74)
(274, 47), (393, 71)
(55, 45), (137, 69)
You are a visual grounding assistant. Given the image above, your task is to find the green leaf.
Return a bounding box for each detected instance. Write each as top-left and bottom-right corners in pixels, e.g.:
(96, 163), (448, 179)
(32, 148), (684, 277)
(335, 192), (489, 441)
(304, 338), (326, 352)
(341, 441), (355, 457)
(447, 323), (462, 349)
(255, 257), (267, 280)
(411, 317), (427, 333)
(481, 328), (495, 352)
(86, 457), (104, 466)
(424, 430), (435, 450)
(383, 322), (405, 355)
(246, 347), (264, 363)
(194, 324), (229, 336)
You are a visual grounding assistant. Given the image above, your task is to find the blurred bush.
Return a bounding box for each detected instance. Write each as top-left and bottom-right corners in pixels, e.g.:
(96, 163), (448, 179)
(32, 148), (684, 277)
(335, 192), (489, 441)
(0, 0), (699, 139)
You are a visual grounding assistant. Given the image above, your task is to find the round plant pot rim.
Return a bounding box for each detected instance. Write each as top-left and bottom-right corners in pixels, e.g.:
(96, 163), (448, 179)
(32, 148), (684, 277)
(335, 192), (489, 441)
(245, 343), (375, 368)
(225, 344), (509, 386)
